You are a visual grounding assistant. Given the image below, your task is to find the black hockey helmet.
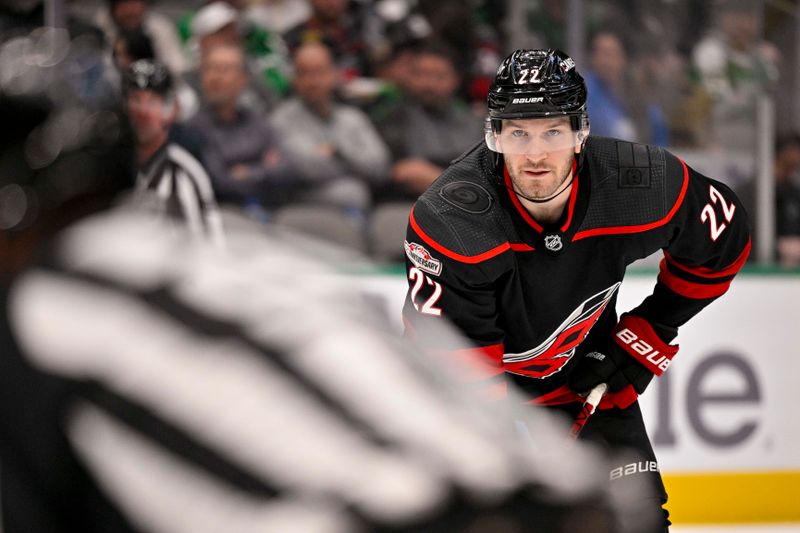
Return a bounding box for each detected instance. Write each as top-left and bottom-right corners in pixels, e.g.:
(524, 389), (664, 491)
(488, 49), (587, 121)
(122, 59), (173, 97)
(485, 49), (589, 154)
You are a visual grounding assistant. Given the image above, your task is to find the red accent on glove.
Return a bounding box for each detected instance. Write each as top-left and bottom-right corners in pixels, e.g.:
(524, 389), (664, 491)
(612, 315), (679, 377)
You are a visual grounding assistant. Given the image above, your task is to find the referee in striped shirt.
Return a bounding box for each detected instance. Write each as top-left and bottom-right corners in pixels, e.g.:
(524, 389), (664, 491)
(123, 59), (225, 247)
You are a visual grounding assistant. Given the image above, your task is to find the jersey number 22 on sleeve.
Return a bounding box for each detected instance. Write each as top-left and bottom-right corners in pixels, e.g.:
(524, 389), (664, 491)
(409, 267), (443, 316)
(700, 184), (736, 241)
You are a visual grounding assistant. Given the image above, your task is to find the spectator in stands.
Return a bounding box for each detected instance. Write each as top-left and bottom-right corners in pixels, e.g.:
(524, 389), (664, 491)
(270, 42), (390, 212)
(775, 134), (800, 266)
(282, 0), (373, 81)
(179, 1), (292, 104)
(584, 30), (669, 146)
(633, 37), (702, 148)
(691, 0), (779, 152)
(94, 0), (186, 77)
(414, 1), (476, 75)
(188, 43), (296, 215)
(123, 59), (224, 246)
(374, 40), (482, 201)
(112, 27), (156, 73)
(366, 42), (419, 124)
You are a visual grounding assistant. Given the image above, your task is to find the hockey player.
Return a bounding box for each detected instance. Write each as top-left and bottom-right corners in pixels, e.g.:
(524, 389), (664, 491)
(403, 49), (751, 532)
(0, 41), (618, 531)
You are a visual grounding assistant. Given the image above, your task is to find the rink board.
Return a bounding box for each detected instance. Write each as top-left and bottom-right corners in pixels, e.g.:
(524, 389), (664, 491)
(359, 271), (800, 524)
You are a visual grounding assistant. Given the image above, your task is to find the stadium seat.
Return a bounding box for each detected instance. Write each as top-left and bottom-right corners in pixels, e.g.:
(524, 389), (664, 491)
(273, 203), (367, 253)
(368, 201), (414, 262)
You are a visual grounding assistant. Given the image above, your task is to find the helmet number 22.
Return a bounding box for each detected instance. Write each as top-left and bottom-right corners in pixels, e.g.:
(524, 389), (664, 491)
(517, 68), (541, 84)
(409, 267), (443, 316)
(700, 184), (736, 241)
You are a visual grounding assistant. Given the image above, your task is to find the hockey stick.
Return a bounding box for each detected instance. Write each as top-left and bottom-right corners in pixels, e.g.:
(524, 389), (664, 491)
(569, 383), (608, 439)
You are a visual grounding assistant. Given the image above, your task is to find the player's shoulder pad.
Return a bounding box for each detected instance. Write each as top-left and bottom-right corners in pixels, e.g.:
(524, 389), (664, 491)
(578, 136), (688, 232)
(409, 142), (517, 262)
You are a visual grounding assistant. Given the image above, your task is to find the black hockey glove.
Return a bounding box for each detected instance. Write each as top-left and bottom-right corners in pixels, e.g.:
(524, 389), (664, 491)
(568, 314), (679, 395)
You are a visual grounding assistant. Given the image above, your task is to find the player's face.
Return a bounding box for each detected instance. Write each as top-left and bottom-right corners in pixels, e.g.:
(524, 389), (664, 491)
(502, 117), (581, 201)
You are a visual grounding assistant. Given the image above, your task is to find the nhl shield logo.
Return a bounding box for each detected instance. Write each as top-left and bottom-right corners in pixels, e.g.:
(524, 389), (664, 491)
(543, 234), (563, 252)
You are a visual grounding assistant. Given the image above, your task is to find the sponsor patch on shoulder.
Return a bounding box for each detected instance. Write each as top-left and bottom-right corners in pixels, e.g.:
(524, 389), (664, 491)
(404, 241), (443, 276)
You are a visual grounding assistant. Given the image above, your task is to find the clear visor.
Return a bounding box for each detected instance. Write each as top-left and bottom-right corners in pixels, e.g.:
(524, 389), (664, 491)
(484, 116), (587, 155)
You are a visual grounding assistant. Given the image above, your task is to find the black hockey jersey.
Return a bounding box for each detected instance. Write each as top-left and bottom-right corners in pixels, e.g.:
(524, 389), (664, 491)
(403, 137), (751, 409)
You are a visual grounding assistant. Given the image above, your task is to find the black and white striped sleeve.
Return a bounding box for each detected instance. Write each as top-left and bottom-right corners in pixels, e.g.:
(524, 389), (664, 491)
(5, 210), (615, 533)
(168, 144), (225, 248)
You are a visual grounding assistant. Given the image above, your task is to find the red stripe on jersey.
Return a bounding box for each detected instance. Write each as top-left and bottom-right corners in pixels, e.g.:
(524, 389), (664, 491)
(409, 207), (533, 263)
(504, 166), (543, 232)
(527, 384), (638, 409)
(527, 385), (578, 406)
(664, 238), (751, 279)
(452, 343), (505, 362)
(572, 158), (691, 241)
(502, 160), (580, 234)
(657, 258), (734, 298)
(561, 160), (580, 232)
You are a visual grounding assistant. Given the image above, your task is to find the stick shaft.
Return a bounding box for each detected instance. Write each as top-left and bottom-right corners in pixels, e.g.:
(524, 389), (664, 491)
(569, 383), (608, 438)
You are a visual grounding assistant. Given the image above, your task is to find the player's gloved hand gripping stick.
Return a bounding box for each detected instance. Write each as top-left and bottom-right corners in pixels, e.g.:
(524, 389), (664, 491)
(568, 314), (679, 395)
(568, 314), (679, 437)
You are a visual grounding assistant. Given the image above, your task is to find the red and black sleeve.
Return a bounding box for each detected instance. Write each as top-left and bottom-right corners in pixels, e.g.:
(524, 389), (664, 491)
(402, 205), (508, 389)
(631, 155), (752, 331)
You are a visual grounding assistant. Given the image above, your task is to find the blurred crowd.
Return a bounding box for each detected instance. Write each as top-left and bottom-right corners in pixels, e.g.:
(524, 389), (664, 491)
(1, 0), (799, 265)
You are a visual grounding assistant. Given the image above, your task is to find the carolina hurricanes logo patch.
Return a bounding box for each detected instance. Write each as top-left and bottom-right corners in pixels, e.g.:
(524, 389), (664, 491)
(404, 241), (442, 276)
(503, 282), (621, 379)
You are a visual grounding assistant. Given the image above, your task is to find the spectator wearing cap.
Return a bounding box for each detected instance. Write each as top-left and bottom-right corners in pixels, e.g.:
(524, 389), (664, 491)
(94, 0), (186, 77)
(373, 40), (482, 201)
(188, 43), (297, 214)
(180, 1), (291, 118)
(270, 42), (390, 212)
(123, 59), (225, 246)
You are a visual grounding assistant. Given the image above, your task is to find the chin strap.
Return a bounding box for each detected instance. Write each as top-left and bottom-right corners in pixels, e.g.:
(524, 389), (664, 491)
(503, 154), (579, 204)
(510, 171), (576, 204)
